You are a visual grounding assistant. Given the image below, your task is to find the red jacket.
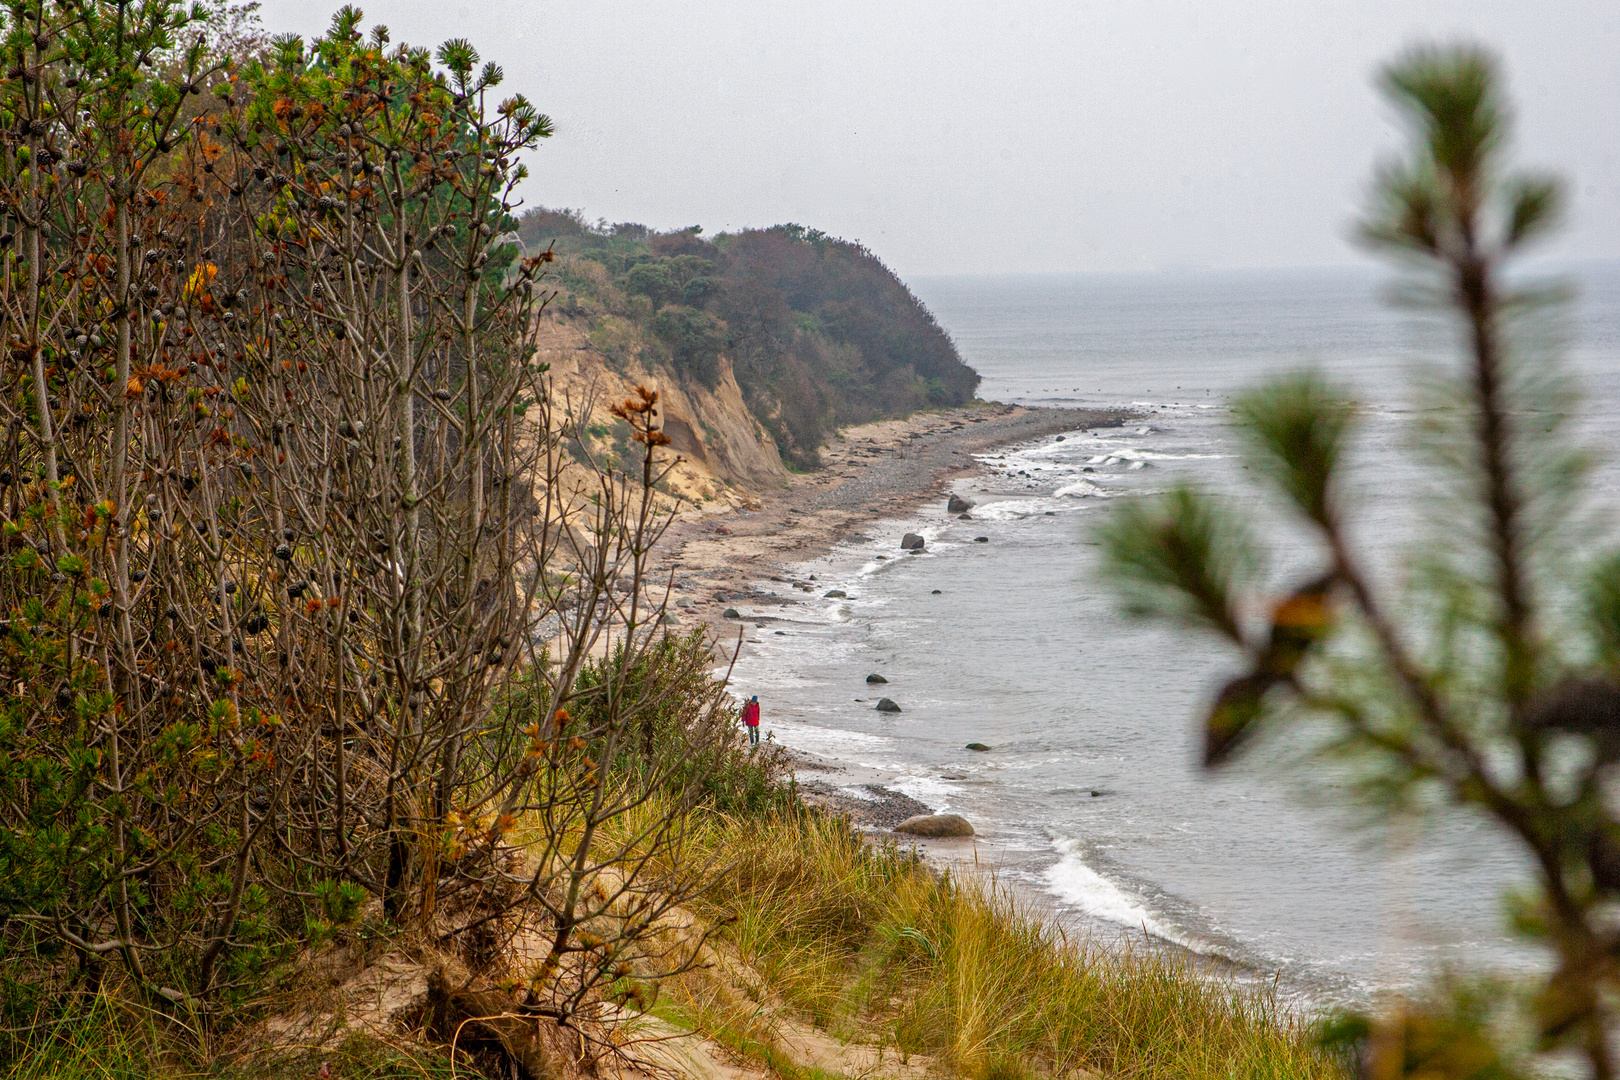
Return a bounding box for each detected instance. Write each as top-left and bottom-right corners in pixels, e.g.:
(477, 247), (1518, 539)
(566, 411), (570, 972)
(742, 701), (760, 727)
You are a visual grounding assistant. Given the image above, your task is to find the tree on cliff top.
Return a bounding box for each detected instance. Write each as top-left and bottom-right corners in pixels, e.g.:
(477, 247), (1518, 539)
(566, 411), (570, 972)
(518, 212), (979, 469)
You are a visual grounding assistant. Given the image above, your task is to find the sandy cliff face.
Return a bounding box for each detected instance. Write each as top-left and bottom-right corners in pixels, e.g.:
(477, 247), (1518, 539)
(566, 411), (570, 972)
(531, 312), (788, 513)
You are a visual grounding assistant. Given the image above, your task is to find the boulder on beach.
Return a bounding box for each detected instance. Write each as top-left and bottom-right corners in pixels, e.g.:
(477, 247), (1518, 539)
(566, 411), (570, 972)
(722, 608), (741, 619)
(824, 589), (847, 599)
(894, 813), (975, 838)
(901, 533), (926, 551)
(866, 673), (888, 684)
(947, 494), (975, 514)
(965, 742), (992, 752)
(875, 698), (902, 713)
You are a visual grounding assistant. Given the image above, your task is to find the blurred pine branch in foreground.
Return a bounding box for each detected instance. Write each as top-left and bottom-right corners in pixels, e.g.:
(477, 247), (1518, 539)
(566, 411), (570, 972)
(1102, 42), (1618, 1080)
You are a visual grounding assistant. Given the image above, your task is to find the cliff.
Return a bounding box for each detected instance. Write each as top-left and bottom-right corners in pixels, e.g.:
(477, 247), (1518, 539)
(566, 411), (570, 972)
(534, 310), (789, 514)
(518, 212), (980, 471)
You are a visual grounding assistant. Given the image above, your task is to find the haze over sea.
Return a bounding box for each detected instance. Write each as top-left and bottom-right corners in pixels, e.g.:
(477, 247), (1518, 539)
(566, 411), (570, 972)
(727, 260), (1620, 1007)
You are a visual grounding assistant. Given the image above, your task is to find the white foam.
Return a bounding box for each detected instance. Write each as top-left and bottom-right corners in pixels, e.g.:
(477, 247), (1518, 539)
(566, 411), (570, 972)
(1043, 838), (1186, 946)
(1055, 479), (1108, 498)
(768, 721), (894, 758)
(891, 773), (953, 809)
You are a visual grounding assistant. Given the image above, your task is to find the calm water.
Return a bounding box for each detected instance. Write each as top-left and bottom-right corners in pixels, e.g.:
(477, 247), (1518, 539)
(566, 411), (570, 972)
(726, 261), (1620, 1007)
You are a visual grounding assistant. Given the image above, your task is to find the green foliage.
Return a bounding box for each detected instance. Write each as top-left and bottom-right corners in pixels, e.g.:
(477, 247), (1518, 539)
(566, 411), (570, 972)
(513, 629), (793, 816)
(1098, 483), (1258, 643)
(0, 0), (563, 1024)
(519, 212), (979, 468)
(652, 305), (726, 388)
(1584, 553), (1620, 676)
(1231, 373), (1356, 527)
(1316, 979), (1533, 1080)
(1099, 41), (1616, 1078)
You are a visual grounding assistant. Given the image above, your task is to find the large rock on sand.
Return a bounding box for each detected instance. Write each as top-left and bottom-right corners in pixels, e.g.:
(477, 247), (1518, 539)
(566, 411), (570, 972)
(947, 494), (975, 514)
(894, 813), (975, 838)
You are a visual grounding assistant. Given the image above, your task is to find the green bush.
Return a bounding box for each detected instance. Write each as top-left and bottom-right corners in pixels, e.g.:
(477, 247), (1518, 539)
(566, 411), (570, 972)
(652, 306), (728, 389)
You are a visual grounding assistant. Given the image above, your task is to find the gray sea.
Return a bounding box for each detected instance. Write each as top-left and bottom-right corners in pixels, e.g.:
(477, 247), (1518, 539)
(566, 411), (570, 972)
(725, 260), (1620, 1007)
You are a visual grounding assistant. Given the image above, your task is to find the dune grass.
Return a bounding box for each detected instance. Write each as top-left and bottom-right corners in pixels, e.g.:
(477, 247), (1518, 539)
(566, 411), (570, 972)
(5, 799), (1340, 1079)
(665, 808), (1340, 1080)
(1, 997), (461, 1080)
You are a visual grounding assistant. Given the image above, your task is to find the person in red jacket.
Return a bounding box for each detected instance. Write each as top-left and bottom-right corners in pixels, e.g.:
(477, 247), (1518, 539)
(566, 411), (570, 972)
(742, 695), (761, 746)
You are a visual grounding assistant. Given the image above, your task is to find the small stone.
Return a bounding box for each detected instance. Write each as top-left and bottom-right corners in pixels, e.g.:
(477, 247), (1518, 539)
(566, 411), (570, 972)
(1055, 435), (1065, 441)
(957, 513), (973, 520)
(965, 742), (991, 752)
(894, 813), (974, 838)
(974, 536), (989, 543)
(866, 673), (888, 684)
(875, 697), (902, 713)
(723, 607), (741, 619)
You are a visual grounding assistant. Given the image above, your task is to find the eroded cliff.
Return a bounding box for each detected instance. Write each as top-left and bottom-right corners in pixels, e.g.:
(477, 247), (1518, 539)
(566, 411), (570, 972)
(532, 311), (788, 514)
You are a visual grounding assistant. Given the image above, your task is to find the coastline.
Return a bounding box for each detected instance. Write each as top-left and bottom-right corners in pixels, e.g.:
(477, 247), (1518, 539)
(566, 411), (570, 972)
(657, 400), (1291, 1002)
(659, 401), (1130, 630)
(657, 400), (1132, 830)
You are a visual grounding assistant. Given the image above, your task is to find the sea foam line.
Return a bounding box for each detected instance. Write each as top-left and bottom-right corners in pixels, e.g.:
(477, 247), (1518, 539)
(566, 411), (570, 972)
(1043, 837), (1215, 956)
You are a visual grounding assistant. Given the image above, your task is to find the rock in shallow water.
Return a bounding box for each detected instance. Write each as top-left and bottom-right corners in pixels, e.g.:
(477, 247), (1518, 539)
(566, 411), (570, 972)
(823, 589), (847, 598)
(965, 742), (991, 752)
(900, 532), (926, 550)
(947, 494), (974, 514)
(875, 697), (902, 713)
(866, 673), (888, 684)
(894, 813), (975, 838)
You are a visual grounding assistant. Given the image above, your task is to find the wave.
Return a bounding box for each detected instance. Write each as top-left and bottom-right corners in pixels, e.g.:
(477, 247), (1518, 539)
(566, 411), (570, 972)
(1054, 479), (1109, 498)
(1042, 837), (1216, 956)
(1043, 839), (1165, 930)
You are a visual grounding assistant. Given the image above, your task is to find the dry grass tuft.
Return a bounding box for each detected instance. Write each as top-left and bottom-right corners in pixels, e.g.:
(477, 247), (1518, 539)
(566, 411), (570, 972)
(663, 808), (1339, 1080)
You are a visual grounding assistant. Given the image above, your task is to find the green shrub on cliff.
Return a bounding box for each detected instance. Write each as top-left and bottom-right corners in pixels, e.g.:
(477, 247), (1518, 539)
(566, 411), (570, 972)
(518, 214), (980, 468)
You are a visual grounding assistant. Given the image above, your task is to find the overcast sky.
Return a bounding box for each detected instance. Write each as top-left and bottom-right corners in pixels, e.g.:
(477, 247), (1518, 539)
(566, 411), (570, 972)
(258, 0), (1618, 278)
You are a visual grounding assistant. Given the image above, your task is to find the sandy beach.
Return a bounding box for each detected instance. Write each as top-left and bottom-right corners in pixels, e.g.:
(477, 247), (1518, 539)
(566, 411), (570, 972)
(655, 401), (1131, 826)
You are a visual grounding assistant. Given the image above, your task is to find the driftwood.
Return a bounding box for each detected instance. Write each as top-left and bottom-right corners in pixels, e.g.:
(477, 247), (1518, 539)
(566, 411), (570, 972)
(427, 968), (553, 1079)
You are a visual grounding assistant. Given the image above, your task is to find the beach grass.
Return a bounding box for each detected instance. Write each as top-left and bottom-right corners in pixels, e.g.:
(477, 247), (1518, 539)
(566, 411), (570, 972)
(662, 806), (1340, 1080)
(6, 795), (1339, 1079)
